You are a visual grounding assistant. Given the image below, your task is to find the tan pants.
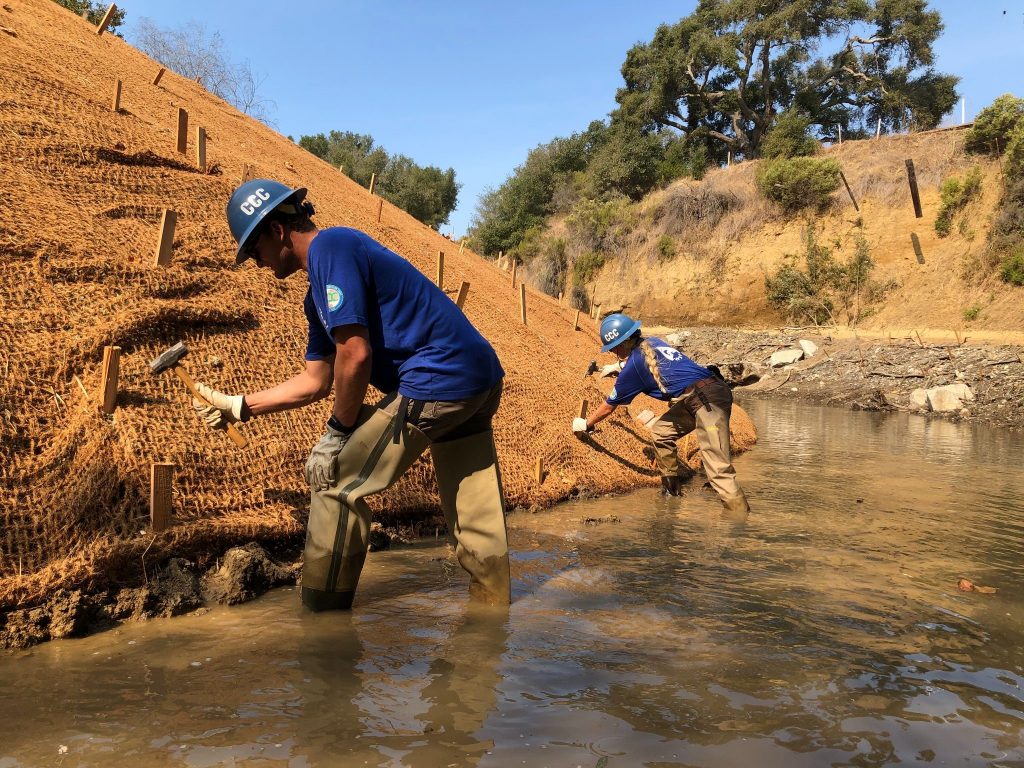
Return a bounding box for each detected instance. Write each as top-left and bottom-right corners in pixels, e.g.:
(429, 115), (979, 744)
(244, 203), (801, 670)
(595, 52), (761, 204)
(302, 382), (510, 611)
(651, 378), (750, 513)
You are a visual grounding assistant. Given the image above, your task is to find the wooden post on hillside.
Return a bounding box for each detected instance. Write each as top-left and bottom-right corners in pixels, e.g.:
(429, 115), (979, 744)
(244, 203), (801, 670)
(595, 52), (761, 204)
(455, 280), (470, 309)
(175, 108), (188, 154)
(99, 345), (120, 414)
(519, 283), (527, 326)
(905, 159), (923, 218)
(95, 3), (117, 35)
(838, 170), (859, 211)
(152, 67), (165, 86)
(436, 250), (444, 288)
(149, 462), (173, 532)
(459, 240), (465, 254)
(534, 457), (545, 485)
(578, 398), (589, 419)
(376, 197), (383, 222)
(837, 125), (842, 145)
(573, 309), (580, 331)
(195, 126), (206, 171)
(368, 172), (376, 196)
(110, 78), (122, 112)
(875, 118), (882, 139)
(154, 209), (177, 267)
(239, 163), (253, 185)
(911, 232), (925, 264)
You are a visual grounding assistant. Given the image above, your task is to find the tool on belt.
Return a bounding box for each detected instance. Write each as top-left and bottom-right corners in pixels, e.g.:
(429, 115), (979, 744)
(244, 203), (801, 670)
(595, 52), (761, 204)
(149, 341), (248, 447)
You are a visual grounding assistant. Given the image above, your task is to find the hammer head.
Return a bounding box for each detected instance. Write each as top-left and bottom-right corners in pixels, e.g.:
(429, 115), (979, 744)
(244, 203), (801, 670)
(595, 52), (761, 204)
(149, 341), (189, 374)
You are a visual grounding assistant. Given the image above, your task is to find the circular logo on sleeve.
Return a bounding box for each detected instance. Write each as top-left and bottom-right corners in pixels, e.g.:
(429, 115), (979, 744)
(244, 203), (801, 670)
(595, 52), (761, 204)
(326, 285), (344, 311)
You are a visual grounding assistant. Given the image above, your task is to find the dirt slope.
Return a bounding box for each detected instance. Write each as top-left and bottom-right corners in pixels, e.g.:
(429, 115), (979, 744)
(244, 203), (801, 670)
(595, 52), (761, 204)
(0, 1), (754, 612)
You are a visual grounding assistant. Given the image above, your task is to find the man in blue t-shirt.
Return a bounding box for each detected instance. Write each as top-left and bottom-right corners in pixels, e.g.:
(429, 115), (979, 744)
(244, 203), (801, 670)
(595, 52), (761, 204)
(191, 179), (510, 610)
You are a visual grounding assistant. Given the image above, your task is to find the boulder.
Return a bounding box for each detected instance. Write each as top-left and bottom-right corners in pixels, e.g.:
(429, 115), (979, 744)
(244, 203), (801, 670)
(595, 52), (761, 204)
(909, 389), (929, 409)
(769, 349), (804, 367)
(665, 330), (692, 347)
(927, 383), (974, 412)
(798, 339), (819, 357)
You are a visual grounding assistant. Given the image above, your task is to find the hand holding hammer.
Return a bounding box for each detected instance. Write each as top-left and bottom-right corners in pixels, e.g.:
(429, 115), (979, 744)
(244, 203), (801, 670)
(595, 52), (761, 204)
(149, 341), (248, 448)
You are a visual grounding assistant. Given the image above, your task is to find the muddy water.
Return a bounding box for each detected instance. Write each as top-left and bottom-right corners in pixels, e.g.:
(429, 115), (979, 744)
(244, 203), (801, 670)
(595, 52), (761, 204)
(2, 399), (1023, 767)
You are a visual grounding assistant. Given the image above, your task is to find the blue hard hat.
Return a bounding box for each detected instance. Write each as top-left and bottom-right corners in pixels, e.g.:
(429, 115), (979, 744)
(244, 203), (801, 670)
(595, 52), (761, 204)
(599, 313), (642, 352)
(226, 178), (308, 263)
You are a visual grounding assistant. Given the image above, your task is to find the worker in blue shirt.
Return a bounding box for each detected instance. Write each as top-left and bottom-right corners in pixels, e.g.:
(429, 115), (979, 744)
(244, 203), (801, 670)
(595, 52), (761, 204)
(573, 313), (750, 513)
(192, 179), (510, 610)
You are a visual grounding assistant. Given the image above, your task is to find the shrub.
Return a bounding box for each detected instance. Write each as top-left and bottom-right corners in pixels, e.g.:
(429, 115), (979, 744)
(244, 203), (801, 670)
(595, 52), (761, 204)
(965, 94), (1024, 154)
(761, 110), (819, 159)
(572, 251), (605, 286)
(565, 197), (635, 252)
(1000, 247), (1024, 286)
(756, 157), (841, 213)
(656, 235), (676, 262)
(935, 167), (983, 238)
(963, 304), (981, 321)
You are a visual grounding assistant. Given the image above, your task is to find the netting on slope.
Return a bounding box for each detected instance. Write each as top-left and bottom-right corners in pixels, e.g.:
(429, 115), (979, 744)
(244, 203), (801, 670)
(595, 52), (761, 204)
(0, 0), (755, 610)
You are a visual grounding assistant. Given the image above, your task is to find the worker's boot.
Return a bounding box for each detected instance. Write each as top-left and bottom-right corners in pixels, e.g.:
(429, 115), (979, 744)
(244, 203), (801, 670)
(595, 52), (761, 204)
(720, 491), (751, 515)
(661, 475), (682, 496)
(429, 430), (511, 605)
(302, 404), (429, 611)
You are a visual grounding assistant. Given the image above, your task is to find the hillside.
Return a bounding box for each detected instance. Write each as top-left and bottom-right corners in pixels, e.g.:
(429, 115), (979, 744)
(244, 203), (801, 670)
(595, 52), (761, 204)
(520, 128), (1016, 336)
(0, 0), (755, 615)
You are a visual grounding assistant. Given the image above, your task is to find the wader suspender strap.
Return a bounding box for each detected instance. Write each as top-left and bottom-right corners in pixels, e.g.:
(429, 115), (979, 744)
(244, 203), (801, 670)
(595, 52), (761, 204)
(391, 396), (425, 444)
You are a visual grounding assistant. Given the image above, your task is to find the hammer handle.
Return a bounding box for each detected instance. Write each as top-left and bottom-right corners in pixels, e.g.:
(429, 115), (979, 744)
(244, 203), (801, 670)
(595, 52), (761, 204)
(172, 366), (248, 448)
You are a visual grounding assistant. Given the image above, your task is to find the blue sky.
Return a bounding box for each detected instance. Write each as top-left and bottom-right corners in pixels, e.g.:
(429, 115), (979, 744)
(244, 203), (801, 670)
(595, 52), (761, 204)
(121, 1), (1024, 236)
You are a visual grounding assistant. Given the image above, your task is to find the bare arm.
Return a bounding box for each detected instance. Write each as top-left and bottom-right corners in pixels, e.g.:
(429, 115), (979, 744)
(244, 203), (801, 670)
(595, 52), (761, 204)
(329, 324), (372, 429)
(587, 400), (617, 429)
(244, 358), (335, 417)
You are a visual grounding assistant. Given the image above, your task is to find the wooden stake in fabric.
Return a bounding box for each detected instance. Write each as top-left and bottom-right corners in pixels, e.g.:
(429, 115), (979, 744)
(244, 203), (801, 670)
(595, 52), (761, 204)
(152, 67), (165, 86)
(94, 3), (117, 35)
(455, 280), (470, 309)
(368, 172), (376, 195)
(534, 457), (545, 485)
(154, 209), (177, 267)
(511, 259), (517, 288)
(239, 163), (253, 185)
(436, 250), (445, 288)
(110, 78), (122, 112)
(175, 107), (188, 154)
(905, 159), (923, 218)
(519, 283), (527, 326)
(149, 462), (174, 533)
(838, 170), (859, 211)
(574, 309), (580, 331)
(195, 126), (206, 171)
(578, 398), (589, 419)
(376, 197), (383, 222)
(99, 345), (120, 414)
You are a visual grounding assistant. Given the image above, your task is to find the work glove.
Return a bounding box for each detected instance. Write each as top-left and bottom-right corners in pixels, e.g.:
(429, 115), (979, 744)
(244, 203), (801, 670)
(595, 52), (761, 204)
(305, 425), (350, 492)
(572, 417), (593, 434)
(192, 382), (245, 430)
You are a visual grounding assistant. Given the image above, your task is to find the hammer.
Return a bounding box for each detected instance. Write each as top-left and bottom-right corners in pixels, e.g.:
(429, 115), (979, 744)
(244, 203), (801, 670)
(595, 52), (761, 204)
(149, 341), (248, 448)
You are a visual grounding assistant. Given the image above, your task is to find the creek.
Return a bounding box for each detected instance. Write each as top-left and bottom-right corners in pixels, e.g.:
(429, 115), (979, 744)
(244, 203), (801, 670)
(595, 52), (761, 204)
(1, 399), (1022, 767)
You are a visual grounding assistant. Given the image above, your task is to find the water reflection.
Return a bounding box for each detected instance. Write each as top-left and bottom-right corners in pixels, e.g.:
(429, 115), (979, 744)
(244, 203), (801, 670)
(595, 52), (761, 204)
(1, 399), (1022, 766)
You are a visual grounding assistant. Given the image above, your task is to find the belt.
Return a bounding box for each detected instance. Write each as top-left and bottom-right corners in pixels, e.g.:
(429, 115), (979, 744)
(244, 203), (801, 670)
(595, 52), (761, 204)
(672, 376), (717, 411)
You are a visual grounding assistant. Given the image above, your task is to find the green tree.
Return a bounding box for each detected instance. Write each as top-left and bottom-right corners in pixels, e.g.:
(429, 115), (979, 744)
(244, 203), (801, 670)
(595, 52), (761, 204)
(615, 0), (958, 158)
(54, 0), (126, 34)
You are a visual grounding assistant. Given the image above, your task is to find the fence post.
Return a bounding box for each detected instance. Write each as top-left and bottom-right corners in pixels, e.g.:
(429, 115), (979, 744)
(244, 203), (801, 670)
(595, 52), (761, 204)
(905, 159), (923, 218)
(368, 172), (376, 196)
(519, 283), (527, 326)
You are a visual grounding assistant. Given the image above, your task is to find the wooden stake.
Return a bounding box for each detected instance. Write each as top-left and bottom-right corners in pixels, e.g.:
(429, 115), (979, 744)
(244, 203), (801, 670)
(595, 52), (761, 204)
(95, 3), (116, 35)
(110, 78), (122, 112)
(558, 292), (563, 303)
(911, 232), (925, 264)
(534, 457), (545, 485)
(459, 240), (465, 254)
(574, 309), (580, 331)
(905, 159), (923, 218)
(150, 462), (174, 532)
(175, 107), (188, 154)
(99, 345), (120, 414)
(876, 118), (882, 139)
(578, 398), (589, 419)
(152, 67), (165, 86)
(368, 172), (376, 195)
(519, 283), (527, 326)
(838, 125), (842, 145)
(455, 280), (470, 309)
(376, 197), (383, 222)
(838, 170), (859, 211)
(239, 163), (253, 185)
(154, 209), (177, 267)
(436, 250), (445, 288)
(511, 259), (517, 288)
(195, 126), (206, 171)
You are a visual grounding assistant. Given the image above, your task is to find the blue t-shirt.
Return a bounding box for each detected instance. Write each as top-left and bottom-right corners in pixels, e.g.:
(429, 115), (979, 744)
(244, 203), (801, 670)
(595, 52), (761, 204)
(304, 227), (504, 401)
(606, 337), (711, 406)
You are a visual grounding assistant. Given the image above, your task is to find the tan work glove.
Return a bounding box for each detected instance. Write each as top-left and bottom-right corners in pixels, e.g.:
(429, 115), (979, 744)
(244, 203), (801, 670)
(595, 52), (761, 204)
(305, 426), (351, 492)
(192, 382), (245, 430)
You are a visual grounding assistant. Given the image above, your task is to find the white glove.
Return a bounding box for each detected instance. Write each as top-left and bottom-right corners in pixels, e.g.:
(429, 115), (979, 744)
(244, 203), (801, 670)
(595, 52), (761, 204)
(572, 417), (591, 434)
(192, 382), (245, 430)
